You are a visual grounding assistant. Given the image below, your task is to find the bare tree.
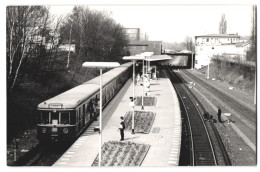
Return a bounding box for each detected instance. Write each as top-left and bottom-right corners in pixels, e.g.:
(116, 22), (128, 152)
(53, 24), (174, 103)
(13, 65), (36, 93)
(6, 6), (63, 91)
(219, 13), (227, 34)
(251, 5), (257, 60)
(60, 6), (129, 79)
(184, 36), (193, 51)
(247, 5), (257, 62)
(7, 6), (49, 91)
(66, 23), (73, 69)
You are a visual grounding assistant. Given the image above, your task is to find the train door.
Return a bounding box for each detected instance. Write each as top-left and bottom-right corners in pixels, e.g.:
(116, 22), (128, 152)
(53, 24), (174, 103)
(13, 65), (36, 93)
(112, 80), (115, 95)
(108, 83), (113, 100)
(105, 85), (110, 102)
(106, 84), (110, 101)
(102, 88), (106, 105)
(75, 108), (79, 133)
(79, 106), (83, 130)
(85, 100), (91, 124)
(83, 103), (87, 125)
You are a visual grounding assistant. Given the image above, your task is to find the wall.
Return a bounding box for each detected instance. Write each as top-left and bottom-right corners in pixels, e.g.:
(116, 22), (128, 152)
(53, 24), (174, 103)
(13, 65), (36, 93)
(127, 41), (162, 55)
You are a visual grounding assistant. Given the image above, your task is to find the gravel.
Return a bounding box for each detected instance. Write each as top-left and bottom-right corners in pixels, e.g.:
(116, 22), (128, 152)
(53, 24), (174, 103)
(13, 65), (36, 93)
(178, 69), (256, 165)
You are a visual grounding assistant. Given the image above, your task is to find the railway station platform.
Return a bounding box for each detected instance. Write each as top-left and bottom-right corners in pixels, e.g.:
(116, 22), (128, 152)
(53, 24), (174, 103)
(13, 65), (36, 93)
(53, 76), (181, 167)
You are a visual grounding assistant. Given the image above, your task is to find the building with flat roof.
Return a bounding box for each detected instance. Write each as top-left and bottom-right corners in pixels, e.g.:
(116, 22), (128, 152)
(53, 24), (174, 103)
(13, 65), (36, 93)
(123, 28), (149, 42)
(194, 34), (251, 69)
(126, 40), (162, 55)
(195, 34), (240, 45)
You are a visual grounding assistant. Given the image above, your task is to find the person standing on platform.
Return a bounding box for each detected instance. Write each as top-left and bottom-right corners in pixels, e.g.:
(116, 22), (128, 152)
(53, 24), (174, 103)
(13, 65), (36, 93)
(156, 70), (160, 80)
(119, 116), (125, 141)
(137, 73), (140, 83)
(217, 106), (222, 123)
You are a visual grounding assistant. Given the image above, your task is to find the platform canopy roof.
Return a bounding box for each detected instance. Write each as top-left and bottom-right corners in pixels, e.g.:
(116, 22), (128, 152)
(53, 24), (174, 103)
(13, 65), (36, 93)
(82, 62), (120, 69)
(144, 55), (172, 61)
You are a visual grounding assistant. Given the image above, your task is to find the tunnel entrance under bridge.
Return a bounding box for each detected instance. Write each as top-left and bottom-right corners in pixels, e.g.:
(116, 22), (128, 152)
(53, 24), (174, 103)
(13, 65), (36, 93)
(162, 52), (195, 69)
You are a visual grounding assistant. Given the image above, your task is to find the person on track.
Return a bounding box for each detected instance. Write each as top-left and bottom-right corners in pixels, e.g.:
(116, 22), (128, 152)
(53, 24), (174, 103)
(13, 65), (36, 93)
(217, 106), (222, 123)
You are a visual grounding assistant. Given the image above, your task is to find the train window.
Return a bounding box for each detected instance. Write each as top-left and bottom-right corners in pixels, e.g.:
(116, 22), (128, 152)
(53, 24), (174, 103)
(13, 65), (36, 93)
(41, 111), (49, 124)
(70, 111), (76, 124)
(61, 112), (70, 124)
(102, 89), (106, 104)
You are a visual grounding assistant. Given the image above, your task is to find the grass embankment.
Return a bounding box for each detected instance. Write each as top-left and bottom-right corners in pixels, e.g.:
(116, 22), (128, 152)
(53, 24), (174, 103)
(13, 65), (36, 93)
(199, 61), (255, 91)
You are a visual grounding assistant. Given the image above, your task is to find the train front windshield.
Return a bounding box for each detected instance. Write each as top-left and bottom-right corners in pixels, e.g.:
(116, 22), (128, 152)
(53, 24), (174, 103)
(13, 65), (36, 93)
(39, 111), (75, 125)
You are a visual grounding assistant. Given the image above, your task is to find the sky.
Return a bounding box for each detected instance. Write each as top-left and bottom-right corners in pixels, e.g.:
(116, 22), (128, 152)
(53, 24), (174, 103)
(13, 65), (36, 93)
(49, 4), (253, 42)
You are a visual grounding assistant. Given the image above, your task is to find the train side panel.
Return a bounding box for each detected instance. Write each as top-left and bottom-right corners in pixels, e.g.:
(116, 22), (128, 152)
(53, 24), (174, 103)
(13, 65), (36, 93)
(37, 62), (132, 143)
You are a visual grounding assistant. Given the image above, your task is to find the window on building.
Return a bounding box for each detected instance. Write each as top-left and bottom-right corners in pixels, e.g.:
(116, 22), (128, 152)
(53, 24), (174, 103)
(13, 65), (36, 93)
(206, 38), (209, 42)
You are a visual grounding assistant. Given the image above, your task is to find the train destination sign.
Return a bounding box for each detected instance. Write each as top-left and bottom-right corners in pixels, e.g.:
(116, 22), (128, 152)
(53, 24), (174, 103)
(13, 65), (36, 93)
(49, 103), (63, 108)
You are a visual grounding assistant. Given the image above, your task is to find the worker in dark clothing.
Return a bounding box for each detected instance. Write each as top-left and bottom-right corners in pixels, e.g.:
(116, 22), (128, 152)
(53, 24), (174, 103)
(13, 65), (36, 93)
(119, 116), (125, 141)
(217, 107), (222, 123)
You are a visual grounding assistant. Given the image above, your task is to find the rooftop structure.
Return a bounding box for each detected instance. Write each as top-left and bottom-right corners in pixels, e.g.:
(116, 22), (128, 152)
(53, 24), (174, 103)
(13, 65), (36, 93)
(194, 33), (251, 69)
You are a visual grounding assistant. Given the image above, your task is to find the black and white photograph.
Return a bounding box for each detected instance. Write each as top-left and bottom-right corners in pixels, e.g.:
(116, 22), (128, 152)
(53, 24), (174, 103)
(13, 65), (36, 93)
(3, 0), (258, 168)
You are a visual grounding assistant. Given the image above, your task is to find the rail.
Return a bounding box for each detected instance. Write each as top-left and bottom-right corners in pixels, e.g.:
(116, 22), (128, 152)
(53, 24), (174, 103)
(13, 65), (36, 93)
(182, 70), (256, 124)
(164, 65), (217, 166)
(175, 69), (232, 165)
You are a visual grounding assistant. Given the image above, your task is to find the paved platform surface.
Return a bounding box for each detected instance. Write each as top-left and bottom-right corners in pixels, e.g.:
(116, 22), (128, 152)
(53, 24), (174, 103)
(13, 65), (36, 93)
(53, 77), (181, 167)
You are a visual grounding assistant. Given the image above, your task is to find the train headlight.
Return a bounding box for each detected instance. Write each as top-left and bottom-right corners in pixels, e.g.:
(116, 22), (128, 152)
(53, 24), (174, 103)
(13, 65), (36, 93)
(42, 128), (46, 134)
(63, 128), (68, 134)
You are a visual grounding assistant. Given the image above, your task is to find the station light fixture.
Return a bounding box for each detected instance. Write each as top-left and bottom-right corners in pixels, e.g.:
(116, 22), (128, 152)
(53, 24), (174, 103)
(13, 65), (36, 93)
(82, 61), (120, 167)
(122, 55), (145, 134)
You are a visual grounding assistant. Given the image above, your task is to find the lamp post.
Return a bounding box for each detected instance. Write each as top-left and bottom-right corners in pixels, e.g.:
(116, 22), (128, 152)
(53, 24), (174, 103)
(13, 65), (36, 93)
(142, 59), (145, 109)
(82, 62), (120, 167)
(191, 52), (193, 70)
(207, 56), (210, 79)
(254, 69), (256, 105)
(140, 52), (153, 108)
(122, 56), (145, 134)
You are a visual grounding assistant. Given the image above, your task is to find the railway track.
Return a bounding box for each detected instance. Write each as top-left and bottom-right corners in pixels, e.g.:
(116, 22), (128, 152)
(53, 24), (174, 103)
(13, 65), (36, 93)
(164, 65), (231, 166)
(182, 70), (256, 124)
(29, 144), (70, 166)
(11, 142), (70, 166)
